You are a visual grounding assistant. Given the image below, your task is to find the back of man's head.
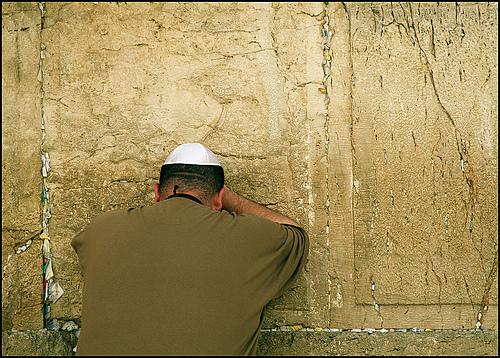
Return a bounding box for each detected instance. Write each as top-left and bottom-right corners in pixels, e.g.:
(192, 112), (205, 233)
(159, 143), (224, 202)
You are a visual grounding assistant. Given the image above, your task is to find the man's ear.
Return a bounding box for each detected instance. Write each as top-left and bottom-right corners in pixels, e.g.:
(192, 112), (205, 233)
(153, 183), (161, 202)
(212, 187), (225, 211)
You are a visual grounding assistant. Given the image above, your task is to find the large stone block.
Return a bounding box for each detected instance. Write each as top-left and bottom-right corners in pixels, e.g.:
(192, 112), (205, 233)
(351, 0), (497, 305)
(257, 330), (499, 356)
(40, 2), (330, 326)
(1, 2), (41, 232)
(328, 2), (497, 329)
(2, 329), (497, 356)
(2, 2), (43, 332)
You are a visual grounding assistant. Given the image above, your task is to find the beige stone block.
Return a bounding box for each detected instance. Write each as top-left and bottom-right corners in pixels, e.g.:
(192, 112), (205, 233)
(1, 2), (42, 233)
(40, 2), (330, 326)
(328, 2), (497, 329)
(350, 1), (497, 305)
(2, 2), (44, 332)
(2, 231), (43, 331)
(257, 330), (499, 356)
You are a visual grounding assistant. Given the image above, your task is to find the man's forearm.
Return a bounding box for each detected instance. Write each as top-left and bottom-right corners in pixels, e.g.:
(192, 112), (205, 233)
(222, 187), (300, 227)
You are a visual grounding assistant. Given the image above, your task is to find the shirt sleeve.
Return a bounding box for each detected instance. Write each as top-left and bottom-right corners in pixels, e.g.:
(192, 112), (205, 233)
(268, 223), (309, 299)
(237, 214), (309, 302)
(70, 210), (118, 276)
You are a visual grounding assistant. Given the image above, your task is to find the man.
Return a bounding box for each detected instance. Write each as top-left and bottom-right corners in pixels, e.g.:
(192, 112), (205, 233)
(71, 142), (309, 355)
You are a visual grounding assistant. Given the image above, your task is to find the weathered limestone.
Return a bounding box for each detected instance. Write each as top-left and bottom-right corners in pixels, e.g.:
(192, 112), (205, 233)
(328, 2), (497, 330)
(2, 330), (76, 356)
(350, 1), (497, 305)
(3, 329), (498, 356)
(39, 2), (332, 327)
(2, 1), (498, 356)
(2, 236), (43, 331)
(258, 329), (499, 356)
(2, 2), (43, 331)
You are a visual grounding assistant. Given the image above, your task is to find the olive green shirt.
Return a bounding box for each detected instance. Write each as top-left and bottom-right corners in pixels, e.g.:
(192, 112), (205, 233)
(71, 195), (309, 355)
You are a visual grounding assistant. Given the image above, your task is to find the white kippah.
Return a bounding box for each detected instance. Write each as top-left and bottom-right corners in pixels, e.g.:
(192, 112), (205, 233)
(163, 143), (221, 166)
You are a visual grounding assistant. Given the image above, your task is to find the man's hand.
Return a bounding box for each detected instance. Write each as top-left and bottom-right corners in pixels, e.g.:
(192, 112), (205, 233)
(222, 186), (300, 227)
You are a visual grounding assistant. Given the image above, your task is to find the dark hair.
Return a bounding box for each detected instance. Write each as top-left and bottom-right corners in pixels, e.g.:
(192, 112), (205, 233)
(159, 164), (224, 201)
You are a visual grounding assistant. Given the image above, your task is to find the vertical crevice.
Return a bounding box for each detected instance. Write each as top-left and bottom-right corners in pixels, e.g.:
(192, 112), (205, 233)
(38, 0), (50, 329)
(370, 276), (384, 326)
(38, 1), (64, 330)
(341, 1), (358, 308)
(321, 2), (332, 326)
(476, 254), (498, 330)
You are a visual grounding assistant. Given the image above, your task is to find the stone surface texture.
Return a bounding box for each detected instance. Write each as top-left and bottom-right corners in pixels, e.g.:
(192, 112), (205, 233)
(2, 1), (498, 356)
(258, 329), (499, 356)
(2, 2), (44, 332)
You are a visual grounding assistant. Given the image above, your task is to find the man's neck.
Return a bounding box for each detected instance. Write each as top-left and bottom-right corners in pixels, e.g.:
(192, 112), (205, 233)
(165, 192), (203, 205)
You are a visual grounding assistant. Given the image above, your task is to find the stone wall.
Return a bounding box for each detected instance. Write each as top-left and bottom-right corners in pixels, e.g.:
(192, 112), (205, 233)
(2, 2), (497, 355)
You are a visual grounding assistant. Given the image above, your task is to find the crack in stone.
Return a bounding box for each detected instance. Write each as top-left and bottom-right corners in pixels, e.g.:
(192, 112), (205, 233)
(405, 5), (488, 301)
(38, 1), (49, 328)
(370, 276), (384, 326)
(297, 10), (325, 19)
(476, 254), (498, 330)
(14, 232), (42, 254)
(208, 48), (274, 60)
(108, 179), (151, 185)
(462, 275), (475, 308)
(406, 3), (478, 243)
(342, 1), (362, 317)
(267, 4), (298, 221)
(429, 259), (442, 308)
(200, 105), (225, 143)
(321, 2), (333, 327)
(37, 1), (64, 328)
(342, 4), (357, 174)
(210, 151), (269, 160)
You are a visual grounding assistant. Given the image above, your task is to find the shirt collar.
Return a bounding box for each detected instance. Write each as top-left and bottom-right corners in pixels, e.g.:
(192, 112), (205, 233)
(165, 193), (203, 205)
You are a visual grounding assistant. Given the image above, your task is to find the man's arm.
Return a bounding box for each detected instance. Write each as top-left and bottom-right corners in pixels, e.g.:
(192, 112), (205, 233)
(222, 186), (300, 227)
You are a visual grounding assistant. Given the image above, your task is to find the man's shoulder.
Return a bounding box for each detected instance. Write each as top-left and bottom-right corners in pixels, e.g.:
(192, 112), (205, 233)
(88, 205), (144, 228)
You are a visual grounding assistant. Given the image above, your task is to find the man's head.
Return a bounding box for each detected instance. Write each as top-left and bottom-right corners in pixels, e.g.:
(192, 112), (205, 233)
(154, 143), (225, 211)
